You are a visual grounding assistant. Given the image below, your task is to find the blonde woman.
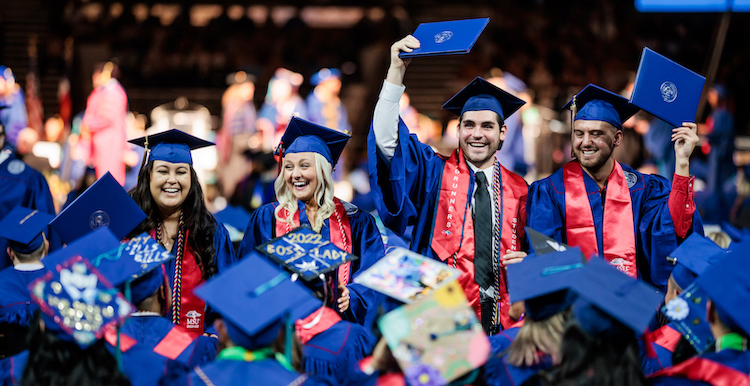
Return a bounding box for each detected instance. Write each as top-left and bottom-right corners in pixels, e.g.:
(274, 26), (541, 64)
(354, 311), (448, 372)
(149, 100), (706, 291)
(238, 117), (384, 327)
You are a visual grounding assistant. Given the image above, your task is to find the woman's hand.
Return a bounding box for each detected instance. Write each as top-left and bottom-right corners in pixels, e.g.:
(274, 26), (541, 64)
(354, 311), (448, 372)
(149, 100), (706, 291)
(502, 250), (527, 266)
(337, 282), (350, 313)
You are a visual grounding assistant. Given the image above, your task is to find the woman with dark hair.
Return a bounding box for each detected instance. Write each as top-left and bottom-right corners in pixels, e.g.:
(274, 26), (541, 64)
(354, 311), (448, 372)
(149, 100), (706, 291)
(532, 258), (663, 386)
(238, 117), (384, 327)
(16, 315), (132, 386)
(128, 129), (236, 333)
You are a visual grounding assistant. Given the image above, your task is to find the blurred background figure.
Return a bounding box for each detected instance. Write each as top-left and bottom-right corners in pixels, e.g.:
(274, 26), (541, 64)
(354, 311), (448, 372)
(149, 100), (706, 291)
(488, 68), (533, 176)
(15, 127), (50, 174)
(0, 66), (29, 148)
(306, 67), (351, 134)
(80, 61), (128, 185)
(217, 71), (258, 198)
(257, 68), (307, 151)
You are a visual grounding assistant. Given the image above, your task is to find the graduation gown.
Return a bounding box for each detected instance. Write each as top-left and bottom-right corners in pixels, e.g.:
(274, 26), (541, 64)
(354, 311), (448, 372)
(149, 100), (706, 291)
(649, 349), (750, 386)
(484, 353), (554, 386)
(299, 309), (377, 386)
(0, 350), (27, 386)
(160, 220), (236, 332)
(527, 161), (703, 291)
(0, 266), (46, 327)
(0, 151), (60, 270)
(367, 119), (528, 329)
(106, 314), (217, 386)
(238, 200), (385, 328)
(641, 323), (683, 376)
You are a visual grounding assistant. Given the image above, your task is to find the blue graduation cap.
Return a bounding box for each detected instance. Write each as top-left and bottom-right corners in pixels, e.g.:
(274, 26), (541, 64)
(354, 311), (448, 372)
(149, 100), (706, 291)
(695, 247), (750, 336)
(29, 255), (133, 348)
(668, 233), (728, 290)
(194, 251), (321, 350)
(507, 247), (584, 321)
(563, 84), (640, 130)
(50, 172), (147, 244)
(277, 117), (350, 166)
(311, 68), (341, 86)
(128, 128), (214, 166)
(442, 76), (525, 120)
(569, 258), (662, 337)
(0, 206), (54, 254)
(256, 226), (358, 282)
(87, 233), (175, 304)
(662, 282), (714, 353)
(43, 227), (122, 270)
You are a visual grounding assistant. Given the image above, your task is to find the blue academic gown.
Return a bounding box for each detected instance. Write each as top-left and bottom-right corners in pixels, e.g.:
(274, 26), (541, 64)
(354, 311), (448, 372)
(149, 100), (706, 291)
(527, 162), (703, 292)
(0, 89), (28, 147)
(162, 219), (236, 333)
(107, 314), (217, 386)
(0, 266), (46, 327)
(238, 200), (385, 328)
(0, 350), (27, 386)
(0, 151), (61, 270)
(485, 354), (554, 386)
(489, 325), (521, 356)
(640, 322), (682, 376)
(650, 349), (750, 386)
(303, 320), (376, 385)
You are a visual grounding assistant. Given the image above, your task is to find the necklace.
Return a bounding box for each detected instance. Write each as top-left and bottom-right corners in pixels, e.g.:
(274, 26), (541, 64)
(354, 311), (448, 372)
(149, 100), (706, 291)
(157, 212), (186, 325)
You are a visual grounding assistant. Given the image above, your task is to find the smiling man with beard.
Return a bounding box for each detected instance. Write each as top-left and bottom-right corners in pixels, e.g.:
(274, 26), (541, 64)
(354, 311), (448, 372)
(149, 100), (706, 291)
(527, 84), (703, 293)
(367, 35), (529, 335)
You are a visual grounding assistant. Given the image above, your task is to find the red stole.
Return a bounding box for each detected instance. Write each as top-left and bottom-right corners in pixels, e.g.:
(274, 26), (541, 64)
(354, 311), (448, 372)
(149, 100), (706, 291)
(275, 198), (353, 285)
(429, 149), (524, 329)
(649, 356), (749, 386)
(294, 306), (342, 344)
(149, 229), (207, 332)
(646, 325), (682, 353)
(563, 161), (636, 277)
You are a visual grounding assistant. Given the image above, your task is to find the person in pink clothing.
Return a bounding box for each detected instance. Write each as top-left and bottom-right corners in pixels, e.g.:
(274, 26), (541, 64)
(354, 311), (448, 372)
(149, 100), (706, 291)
(81, 61), (128, 185)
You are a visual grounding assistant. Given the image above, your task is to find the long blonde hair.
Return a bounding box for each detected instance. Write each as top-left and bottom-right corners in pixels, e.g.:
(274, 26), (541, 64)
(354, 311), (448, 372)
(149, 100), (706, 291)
(274, 152), (335, 232)
(504, 311), (569, 367)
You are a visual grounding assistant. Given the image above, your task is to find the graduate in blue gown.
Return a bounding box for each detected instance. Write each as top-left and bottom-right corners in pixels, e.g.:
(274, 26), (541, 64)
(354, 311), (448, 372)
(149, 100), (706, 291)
(534, 258), (663, 386)
(641, 234), (728, 376)
(0, 124), (60, 271)
(167, 252), (320, 386)
(367, 36), (529, 333)
(0, 207), (53, 358)
(484, 247), (583, 386)
(105, 262), (217, 386)
(527, 85), (703, 292)
(128, 129), (237, 333)
(239, 117), (384, 328)
(306, 68), (351, 134)
(2, 253), (132, 385)
(649, 245), (750, 385)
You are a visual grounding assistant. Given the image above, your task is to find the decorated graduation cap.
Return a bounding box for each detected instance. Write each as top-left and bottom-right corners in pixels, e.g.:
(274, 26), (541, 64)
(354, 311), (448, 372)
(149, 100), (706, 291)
(87, 233), (175, 305)
(256, 225), (358, 282)
(0, 206), (54, 254)
(378, 280), (490, 385)
(29, 255), (133, 347)
(311, 68), (341, 86)
(128, 128), (214, 166)
(662, 282), (715, 353)
(563, 84), (640, 130)
(194, 251), (321, 350)
(353, 246), (461, 304)
(276, 117), (350, 166)
(442, 76), (525, 120)
(569, 258), (662, 337)
(507, 247), (584, 321)
(668, 233), (728, 290)
(695, 246), (750, 336)
(50, 172), (147, 244)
